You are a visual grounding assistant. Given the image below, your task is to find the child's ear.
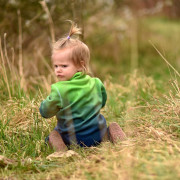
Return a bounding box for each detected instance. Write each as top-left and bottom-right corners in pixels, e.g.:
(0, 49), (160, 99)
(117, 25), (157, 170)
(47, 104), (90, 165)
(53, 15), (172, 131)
(77, 61), (85, 72)
(80, 60), (85, 67)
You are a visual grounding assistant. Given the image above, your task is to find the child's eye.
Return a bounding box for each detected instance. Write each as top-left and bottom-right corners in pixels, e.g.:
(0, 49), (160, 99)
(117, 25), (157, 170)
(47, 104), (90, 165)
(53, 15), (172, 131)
(62, 65), (67, 68)
(54, 65), (58, 68)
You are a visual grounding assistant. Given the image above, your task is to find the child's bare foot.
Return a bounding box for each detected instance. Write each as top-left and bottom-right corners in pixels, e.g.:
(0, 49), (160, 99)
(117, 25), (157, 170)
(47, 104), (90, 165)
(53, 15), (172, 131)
(109, 122), (126, 143)
(49, 130), (67, 151)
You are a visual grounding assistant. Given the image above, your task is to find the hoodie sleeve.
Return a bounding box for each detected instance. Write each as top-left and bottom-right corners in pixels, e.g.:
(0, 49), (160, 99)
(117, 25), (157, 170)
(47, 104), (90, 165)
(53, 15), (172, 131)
(96, 78), (107, 108)
(101, 82), (107, 108)
(39, 84), (62, 118)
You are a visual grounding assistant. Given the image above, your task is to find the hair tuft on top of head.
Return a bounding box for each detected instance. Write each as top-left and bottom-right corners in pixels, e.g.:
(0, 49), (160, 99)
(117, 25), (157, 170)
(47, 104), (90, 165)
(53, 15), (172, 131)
(52, 20), (82, 50)
(67, 20), (82, 38)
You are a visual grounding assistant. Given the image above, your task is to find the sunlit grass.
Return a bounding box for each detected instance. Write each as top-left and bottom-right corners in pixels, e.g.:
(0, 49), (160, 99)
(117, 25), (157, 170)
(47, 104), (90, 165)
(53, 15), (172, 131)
(0, 69), (179, 179)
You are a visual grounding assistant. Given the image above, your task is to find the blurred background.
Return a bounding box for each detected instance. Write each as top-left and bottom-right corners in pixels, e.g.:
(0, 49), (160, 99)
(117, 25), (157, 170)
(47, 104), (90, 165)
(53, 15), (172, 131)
(0, 0), (180, 96)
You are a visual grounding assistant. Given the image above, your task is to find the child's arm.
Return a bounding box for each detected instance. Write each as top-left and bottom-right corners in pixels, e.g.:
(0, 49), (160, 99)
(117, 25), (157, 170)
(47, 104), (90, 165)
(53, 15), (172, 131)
(39, 85), (62, 118)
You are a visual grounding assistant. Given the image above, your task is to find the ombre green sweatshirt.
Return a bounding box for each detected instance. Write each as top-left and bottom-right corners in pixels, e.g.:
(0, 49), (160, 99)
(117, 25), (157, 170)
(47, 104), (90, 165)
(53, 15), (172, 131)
(39, 72), (107, 146)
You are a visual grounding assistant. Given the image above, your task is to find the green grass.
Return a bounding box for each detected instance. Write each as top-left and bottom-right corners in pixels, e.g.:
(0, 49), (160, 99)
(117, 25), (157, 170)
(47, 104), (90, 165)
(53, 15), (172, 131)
(0, 16), (180, 179)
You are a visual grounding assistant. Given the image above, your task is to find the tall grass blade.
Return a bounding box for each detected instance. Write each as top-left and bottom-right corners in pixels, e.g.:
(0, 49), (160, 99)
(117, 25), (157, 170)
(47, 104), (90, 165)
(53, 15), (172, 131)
(150, 41), (180, 78)
(0, 38), (12, 99)
(40, 0), (55, 43)
(18, 10), (26, 92)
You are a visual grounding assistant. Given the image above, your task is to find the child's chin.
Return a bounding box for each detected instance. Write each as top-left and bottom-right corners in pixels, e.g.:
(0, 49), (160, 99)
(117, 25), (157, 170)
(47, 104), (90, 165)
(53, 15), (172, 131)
(57, 77), (67, 81)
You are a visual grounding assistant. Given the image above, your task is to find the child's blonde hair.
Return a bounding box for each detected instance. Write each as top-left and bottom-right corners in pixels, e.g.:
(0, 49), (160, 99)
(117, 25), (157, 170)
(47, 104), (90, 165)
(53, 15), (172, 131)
(52, 21), (90, 74)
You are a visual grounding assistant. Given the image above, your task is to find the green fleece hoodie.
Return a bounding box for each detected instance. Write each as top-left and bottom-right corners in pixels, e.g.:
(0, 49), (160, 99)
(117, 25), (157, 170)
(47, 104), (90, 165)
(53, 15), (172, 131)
(39, 72), (107, 146)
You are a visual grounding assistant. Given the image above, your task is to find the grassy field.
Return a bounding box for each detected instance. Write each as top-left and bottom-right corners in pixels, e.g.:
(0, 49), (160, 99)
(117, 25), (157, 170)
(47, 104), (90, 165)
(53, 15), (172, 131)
(0, 17), (180, 179)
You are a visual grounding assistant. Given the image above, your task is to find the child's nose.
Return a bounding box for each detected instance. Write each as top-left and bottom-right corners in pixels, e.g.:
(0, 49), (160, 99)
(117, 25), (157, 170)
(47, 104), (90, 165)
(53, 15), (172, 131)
(57, 67), (62, 72)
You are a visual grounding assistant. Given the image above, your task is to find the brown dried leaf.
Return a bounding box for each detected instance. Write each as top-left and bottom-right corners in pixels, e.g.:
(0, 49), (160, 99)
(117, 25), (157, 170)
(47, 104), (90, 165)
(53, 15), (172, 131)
(46, 150), (80, 161)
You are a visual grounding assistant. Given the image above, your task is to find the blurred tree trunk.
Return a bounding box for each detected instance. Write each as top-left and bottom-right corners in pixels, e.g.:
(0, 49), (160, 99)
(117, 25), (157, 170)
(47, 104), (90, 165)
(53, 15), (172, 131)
(71, 0), (84, 41)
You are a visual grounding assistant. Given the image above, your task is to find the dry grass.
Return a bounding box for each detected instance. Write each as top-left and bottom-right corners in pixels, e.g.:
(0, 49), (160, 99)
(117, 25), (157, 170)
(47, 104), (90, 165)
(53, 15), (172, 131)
(1, 70), (179, 179)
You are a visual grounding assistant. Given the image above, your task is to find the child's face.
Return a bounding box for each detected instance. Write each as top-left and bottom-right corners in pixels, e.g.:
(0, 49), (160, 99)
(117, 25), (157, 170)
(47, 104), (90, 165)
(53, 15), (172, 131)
(52, 48), (80, 81)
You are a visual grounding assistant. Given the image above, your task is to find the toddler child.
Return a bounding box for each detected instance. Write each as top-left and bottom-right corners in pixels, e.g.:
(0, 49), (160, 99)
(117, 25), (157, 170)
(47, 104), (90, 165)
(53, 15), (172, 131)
(39, 21), (126, 151)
